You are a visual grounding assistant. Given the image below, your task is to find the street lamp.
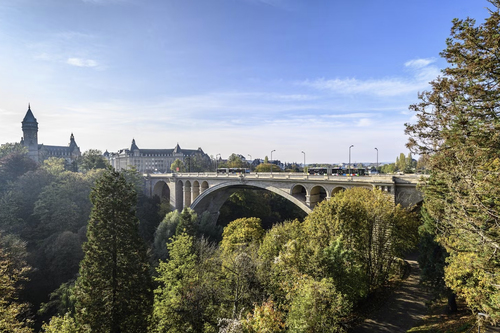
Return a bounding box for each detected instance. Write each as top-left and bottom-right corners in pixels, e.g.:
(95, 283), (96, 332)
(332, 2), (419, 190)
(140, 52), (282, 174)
(270, 149), (276, 175)
(301, 151), (306, 174)
(248, 154), (252, 171)
(349, 145), (354, 177)
(374, 148), (379, 174)
(215, 153), (221, 173)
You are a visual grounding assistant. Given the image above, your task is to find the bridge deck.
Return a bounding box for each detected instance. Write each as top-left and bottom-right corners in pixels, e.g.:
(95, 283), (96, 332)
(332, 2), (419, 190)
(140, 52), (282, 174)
(148, 172), (423, 184)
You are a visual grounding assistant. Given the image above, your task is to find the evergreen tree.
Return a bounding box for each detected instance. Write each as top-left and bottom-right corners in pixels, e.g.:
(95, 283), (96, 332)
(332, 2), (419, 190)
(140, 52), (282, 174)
(405, 0), (500, 321)
(74, 168), (152, 332)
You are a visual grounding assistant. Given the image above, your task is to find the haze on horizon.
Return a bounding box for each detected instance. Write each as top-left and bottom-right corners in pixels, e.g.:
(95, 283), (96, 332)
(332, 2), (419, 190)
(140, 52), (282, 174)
(0, 0), (490, 164)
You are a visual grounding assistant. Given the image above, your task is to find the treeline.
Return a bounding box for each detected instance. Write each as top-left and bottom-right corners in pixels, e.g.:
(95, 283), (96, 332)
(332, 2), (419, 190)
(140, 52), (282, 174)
(0, 142), (421, 332)
(39, 172), (419, 332)
(406, 0), (500, 325)
(0, 144), (312, 332)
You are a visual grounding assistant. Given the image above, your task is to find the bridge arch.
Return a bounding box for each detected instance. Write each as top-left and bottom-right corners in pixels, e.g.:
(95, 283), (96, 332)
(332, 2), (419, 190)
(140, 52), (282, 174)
(191, 181), (312, 223)
(153, 180), (170, 201)
(291, 184), (307, 202)
(184, 180), (192, 207)
(175, 180), (184, 211)
(331, 186), (346, 197)
(201, 181), (209, 193)
(309, 185), (328, 208)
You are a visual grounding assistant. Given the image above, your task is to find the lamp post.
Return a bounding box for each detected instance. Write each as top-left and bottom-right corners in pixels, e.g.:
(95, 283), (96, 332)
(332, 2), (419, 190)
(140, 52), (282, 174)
(349, 145), (354, 176)
(374, 148), (378, 174)
(270, 149), (276, 175)
(301, 151), (306, 174)
(215, 153), (221, 173)
(248, 154), (252, 171)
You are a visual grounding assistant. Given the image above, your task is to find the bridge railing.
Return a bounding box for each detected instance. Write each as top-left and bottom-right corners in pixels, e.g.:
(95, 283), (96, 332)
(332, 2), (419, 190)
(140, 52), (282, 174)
(146, 172), (414, 183)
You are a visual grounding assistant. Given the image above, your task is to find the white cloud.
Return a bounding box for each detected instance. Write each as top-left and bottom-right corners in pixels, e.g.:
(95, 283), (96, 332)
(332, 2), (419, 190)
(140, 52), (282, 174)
(405, 58), (435, 69)
(302, 77), (424, 96)
(67, 57), (98, 67)
(357, 118), (372, 127)
(301, 59), (440, 97)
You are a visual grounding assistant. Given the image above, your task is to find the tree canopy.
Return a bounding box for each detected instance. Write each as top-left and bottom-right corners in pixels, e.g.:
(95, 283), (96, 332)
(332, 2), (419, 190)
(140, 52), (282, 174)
(405, 0), (500, 321)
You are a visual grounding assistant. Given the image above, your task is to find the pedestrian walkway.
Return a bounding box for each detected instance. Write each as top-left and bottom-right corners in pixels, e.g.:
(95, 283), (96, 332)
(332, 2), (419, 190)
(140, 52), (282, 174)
(350, 255), (432, 333)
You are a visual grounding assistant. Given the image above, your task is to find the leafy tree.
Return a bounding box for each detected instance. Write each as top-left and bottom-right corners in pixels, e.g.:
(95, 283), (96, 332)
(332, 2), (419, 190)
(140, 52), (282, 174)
(153, 210), (182, 262)
(74, 168), (153, 332)
(0, 142), (28, 158)
(0, 233), (33, 333)
(220, 217), (264, 254)
(41, 157), (66, 175)
(242, 300), (286, 333)
(78, 149), (108, 171)
(286, 277), (350, 333)
(41, 313), (79, 333)
(0, 147), (37, 193)
(227, 154), (246, 168)
(302, 188), (418, 293)
(170, 158), (185, 172)
(153, 234), (222, 333)
(405, 0), (500, 321)
(254, 163), (281, 172)
(396, 152), (407, 172)
(176, 207), (198, 237)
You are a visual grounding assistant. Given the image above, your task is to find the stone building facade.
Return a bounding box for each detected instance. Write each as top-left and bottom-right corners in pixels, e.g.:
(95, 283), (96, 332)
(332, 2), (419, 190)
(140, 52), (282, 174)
(20, 105), (81, 164)
(107, 139), (210, 173)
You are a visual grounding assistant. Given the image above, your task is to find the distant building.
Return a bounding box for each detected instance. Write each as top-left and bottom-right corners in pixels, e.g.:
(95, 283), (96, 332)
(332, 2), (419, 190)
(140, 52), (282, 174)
(20, 105), (81, 164)
(107, 139), (210, 173)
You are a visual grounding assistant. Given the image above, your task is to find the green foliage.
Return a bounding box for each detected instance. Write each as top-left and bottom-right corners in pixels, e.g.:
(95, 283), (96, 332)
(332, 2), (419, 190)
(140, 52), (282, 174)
(286, 276), (350, 333)
(0, 146), (38, 192)
(255, 163), (281, 172)
(176, 207), (198, 237)
(221, 217), (264, 254)
(41, 157), (66, 175)
(218, 189), (306, 230)
(78, 149), (108, 171)
(323, 237), (367, 302)
(170, 158), (185, 172)
(41, 313), (79, 333)
(153, 234), (222, 333)
(405, 0), (500, 321)
(38, 281), (76, 319)
(153, 210), (182, 262)
(302, 188), (419, 292)
(0, 142), (28, 158)
(417, 206), (447, 292)
(74, 168), (152, 332)
(226, 153), (246, 168)
(0, 233), (33, 332)
(242, 300), (286, 333)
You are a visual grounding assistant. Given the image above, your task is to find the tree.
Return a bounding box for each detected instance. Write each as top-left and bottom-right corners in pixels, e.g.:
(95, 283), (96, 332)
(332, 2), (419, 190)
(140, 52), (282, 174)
(286, 277), (350, 333)
(302, 188), (418, 293)
(74, 168), (152, 332)
(254, 164), (280, 172)
(227, 154), (245, 168)
(153, 234), (223, 333)
(405, 0), (500, 321)
(78, 149), (108, 171)
(242, 300), (286, 333)
(220, 218), (264, 255)
(0, 233), (33, 332)
(170, 158), (185, 172)
(0, 145), (37, 193)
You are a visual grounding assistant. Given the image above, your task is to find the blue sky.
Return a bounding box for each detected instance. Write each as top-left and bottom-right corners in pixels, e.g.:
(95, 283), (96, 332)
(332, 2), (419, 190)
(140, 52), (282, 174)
(0, 0), (491, 164)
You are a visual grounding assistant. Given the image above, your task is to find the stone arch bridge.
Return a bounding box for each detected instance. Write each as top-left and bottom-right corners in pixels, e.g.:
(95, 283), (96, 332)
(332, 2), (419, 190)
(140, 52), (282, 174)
(144, 172), (423, 222)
